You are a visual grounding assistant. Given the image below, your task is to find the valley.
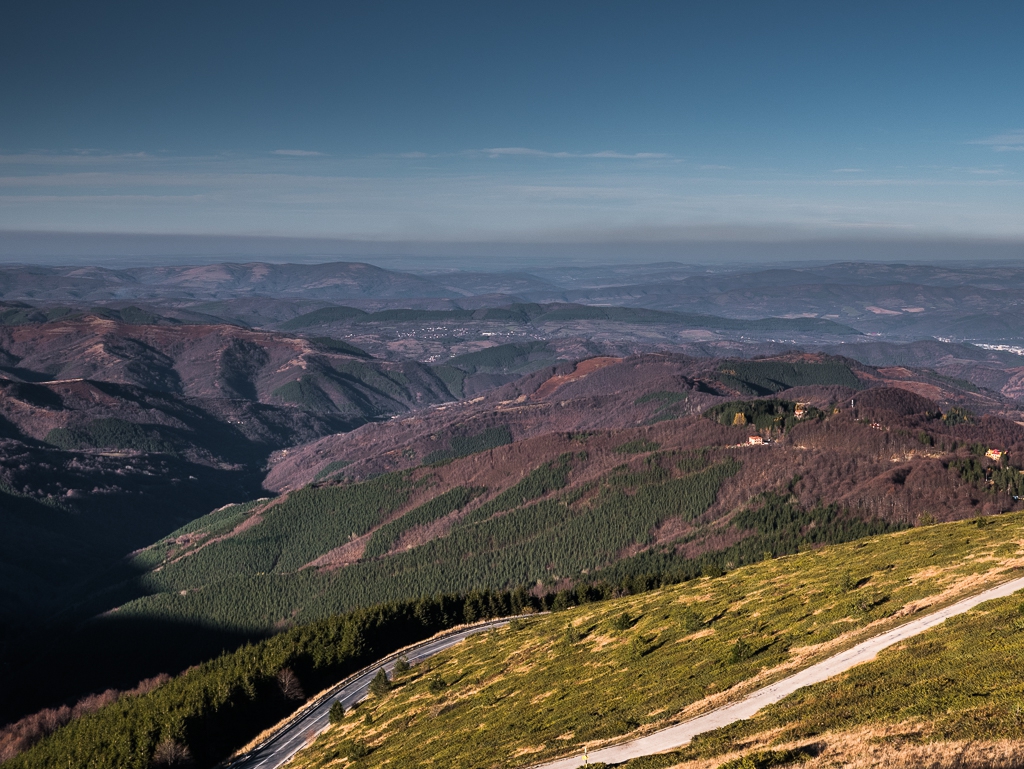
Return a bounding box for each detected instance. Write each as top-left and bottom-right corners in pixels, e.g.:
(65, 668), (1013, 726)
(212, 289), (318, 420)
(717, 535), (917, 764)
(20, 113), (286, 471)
(3, 259), (1024, 768)
(7, 5), (1023, 766)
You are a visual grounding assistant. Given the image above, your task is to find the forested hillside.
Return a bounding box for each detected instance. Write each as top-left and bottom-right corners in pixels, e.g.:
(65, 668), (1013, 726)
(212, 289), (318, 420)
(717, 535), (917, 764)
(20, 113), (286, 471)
(121, 377), (1024, 637)
(0, 317), (452, 416)
(119, 447), (740, 631)
(13, 509), (1024, 769)
(4, 351), (1024, 764)
(286, 511), (1024, 769)
(265, 352), (1019, 492)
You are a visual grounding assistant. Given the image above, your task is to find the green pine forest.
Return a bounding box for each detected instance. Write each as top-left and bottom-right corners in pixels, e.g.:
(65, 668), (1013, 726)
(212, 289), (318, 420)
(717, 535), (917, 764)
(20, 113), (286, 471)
(120, 450), (746, 631)
(15, 507), (1024, 769)
(11, 376), (1024, 769)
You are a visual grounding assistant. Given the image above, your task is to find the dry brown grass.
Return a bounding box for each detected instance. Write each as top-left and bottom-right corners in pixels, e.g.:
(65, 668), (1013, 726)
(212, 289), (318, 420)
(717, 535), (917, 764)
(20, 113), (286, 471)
(304, 534), (369, 570)
(531, 357), (624, 400)
(663, 723), (1024, 769)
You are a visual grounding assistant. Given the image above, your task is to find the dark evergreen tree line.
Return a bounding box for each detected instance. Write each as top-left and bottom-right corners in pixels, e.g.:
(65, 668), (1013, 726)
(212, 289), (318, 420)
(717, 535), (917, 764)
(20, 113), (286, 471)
(8, 590), (535, 769)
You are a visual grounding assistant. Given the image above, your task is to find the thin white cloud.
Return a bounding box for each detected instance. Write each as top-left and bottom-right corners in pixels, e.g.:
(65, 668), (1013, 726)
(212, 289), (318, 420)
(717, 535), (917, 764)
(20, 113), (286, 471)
(482, 147), (571, 158)
(832, 168), (864, 173)
(586, 150), (668, 159)
(4, 148), (1024, 241)
(68, 149), (154, 158)
(698, 164), (733, 170)
(969, 131), (1024, 152)
(0, 151), (164, 165)
(479, 147), (668, 159)
(271, 149), (325, 156)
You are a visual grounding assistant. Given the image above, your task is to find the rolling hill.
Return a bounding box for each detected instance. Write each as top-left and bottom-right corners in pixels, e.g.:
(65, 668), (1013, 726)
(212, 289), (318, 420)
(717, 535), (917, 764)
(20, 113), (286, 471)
(0, 262), (457, 303)
(114, 355), (1024, 642)
(278, 302), (861, 336)
(3, 338), (1024, 760)
(0, 317), (458, 648)
(266, 353), (1022, 491)
(11, 506), (1024, 769)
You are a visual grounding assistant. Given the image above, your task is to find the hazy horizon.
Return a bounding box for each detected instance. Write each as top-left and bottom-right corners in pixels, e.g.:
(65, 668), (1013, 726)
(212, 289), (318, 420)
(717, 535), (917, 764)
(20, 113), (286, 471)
(2, 229), (1024, 270)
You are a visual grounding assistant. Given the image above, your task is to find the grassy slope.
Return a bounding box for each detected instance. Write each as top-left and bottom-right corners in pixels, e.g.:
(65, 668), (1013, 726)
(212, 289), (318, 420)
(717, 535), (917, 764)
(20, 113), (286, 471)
(627, 553), (1024, 767)
(287, 511), (1024, 769)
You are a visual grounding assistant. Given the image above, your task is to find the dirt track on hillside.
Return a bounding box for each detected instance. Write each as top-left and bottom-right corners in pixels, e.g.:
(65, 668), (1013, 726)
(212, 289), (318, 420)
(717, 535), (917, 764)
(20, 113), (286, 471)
(533, 574), (1024, 769)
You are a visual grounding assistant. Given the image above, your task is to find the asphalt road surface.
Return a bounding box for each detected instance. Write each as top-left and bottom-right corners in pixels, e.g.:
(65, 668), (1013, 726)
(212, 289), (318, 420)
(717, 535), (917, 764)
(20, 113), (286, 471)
(534, 573), (1024, 769)
(223, 617), (514, 769)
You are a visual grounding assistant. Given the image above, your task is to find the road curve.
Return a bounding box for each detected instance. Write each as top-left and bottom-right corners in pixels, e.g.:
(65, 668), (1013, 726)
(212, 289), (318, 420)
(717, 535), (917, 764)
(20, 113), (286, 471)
(223, 617), (516, 769)
(534, 573), (1024, 769)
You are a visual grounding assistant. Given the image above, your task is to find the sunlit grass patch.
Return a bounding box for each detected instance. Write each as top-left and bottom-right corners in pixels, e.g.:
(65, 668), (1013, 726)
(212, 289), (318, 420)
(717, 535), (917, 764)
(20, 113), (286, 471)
(289, 512), (1024, 769)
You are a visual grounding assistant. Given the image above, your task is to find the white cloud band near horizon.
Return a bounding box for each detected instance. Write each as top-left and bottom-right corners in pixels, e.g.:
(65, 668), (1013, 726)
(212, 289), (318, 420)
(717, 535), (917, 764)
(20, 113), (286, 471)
(970, 131), (1024, 152)
(479, 147), (670, 159)
(271, 149), (327, 156)
(0, 143), (1021, 242)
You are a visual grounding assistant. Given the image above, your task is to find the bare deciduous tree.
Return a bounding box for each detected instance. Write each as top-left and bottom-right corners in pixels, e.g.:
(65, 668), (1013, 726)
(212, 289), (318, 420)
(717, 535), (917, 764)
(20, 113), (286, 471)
(277, 667), (305, 701)
(151, 738), (193, 767)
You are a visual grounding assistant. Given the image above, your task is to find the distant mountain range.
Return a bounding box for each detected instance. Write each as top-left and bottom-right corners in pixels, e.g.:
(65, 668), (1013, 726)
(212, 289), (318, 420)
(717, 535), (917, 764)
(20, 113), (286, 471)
(2, 260), (1023, 345)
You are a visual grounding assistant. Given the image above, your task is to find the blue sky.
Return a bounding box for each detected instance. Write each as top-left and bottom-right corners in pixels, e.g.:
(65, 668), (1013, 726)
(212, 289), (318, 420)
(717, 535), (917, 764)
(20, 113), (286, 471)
(1, 1), (1022, 255)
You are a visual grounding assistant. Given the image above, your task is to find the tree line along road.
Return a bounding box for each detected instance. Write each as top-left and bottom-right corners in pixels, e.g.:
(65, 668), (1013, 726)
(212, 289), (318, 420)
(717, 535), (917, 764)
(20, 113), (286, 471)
(222, 617), (516, 769)
(223, 572), (1024, 769)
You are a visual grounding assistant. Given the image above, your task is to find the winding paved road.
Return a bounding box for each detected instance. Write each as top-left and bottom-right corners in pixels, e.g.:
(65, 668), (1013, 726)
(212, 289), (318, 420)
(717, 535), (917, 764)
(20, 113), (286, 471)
(534, 573), (1024, 769)
(221, 574), (1024, 769)
(223, 618), (515, 769)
